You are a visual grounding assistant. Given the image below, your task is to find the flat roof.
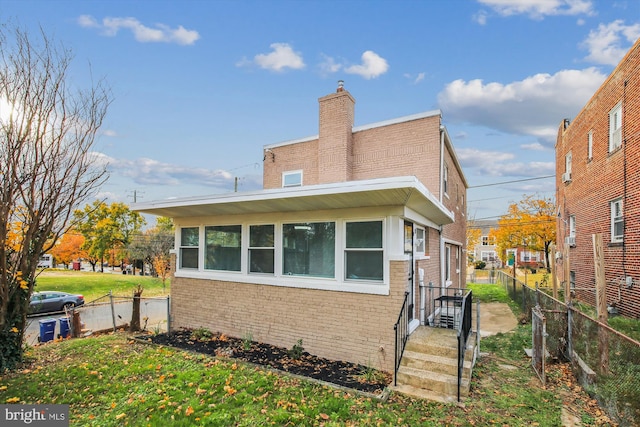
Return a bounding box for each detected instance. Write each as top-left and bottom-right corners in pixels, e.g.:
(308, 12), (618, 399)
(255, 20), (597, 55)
(133, 176), (454, 224)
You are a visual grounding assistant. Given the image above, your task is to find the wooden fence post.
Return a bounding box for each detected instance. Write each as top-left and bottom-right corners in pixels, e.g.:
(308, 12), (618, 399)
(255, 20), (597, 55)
(592, 233), (609, 374)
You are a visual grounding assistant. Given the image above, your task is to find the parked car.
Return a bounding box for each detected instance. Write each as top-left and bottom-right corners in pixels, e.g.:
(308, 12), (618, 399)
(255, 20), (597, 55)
(29, 291), (84, 315)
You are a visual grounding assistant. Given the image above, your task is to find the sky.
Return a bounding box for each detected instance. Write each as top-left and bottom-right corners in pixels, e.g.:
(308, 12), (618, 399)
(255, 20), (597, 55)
(2, 0), (639, 222)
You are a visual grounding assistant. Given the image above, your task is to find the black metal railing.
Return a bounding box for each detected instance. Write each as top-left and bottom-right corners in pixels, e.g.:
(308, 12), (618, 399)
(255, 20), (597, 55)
(393, 292), (410, 386)
(457, 290), (473, 401)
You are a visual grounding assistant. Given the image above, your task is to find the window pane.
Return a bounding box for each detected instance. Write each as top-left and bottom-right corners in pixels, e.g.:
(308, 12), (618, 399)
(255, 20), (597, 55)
(181, 227), (199, 246)
(205, 225), (241, 271)
(283, 222), (335, 277)
(180, 247), (199, 269)
(250, 225), (274, 247)
(346, 221), (382, 248)
(249, 249), (274, 273)
(346, 251), (383, 281)
(283, 172), (302, 187)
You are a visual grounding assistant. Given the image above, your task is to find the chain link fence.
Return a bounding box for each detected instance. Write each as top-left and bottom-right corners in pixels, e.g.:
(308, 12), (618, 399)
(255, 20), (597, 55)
(496, 271), (640, 426)
(25, 293), (170, 345)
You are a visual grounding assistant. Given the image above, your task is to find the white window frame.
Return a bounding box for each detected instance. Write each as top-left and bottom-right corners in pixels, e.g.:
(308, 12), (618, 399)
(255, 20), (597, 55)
(179, 227), (200, 270)
(174, 216), (390, 295)
(569, 215), (576, 238)
(587, 130), (593, 161)
(609, 102), (622, 152)
(611, 198), (624, 243)
(414, 227), (426, 256)
(282, 170), (303, 187)
(565, 151), (572, 174)
(248, 224), (275, 275)
(481, 251), (496, 262)
(443, 164), (449, 196)
(344, 220), (384, 283)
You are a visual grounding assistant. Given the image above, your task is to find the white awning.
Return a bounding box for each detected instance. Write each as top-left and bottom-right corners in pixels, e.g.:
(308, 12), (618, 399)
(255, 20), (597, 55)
(133, 176), (454, 225)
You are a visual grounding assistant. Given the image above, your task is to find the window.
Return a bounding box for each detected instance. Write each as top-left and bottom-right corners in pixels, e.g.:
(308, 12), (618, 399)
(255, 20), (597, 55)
(180, 227), (199, 269)
(443, 164), (449, 195)
(283, 170), (302, 187)
(481, 235), (494, 246)
(249, 225), (274, 274)
(609, 102), (622, 152)
(569, 215), (576, 238)
(283, 222), (335, 277)
(565, 151), (572, 174)
(415, 227), (426, 255)
(205, 225), (241, 271)
(481, 251), (496, 262)
(345, 221), (383, 281)
(445, 246), (451, 282)
(587, 130), (593, 160)
(611, 198), (624, 243)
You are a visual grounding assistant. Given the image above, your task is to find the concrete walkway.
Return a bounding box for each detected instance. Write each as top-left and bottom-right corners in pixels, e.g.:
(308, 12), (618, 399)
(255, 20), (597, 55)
(472, 302), (518, 337)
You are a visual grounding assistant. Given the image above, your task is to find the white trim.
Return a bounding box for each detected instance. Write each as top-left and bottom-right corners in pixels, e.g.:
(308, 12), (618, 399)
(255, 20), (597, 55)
(352, 110), (441, 132)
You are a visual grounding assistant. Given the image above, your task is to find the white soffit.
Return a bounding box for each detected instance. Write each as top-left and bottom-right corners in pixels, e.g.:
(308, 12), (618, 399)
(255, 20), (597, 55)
(133, 176), (454, 224)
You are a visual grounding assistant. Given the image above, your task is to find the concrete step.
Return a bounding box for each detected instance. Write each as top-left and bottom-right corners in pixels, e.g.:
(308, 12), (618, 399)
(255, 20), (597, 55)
(396, 365), (471, 397)
(401, 350), (473, 377)
(389, 384), (458, 404)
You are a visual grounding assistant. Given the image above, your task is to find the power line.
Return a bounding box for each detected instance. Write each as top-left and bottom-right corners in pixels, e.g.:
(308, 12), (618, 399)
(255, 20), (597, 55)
(468, 175), (555, 189)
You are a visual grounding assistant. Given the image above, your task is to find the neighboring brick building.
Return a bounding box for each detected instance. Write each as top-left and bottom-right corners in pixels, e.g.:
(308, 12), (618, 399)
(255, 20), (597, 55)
(556, 38), (640, 318)
(136, 84), (468, 372)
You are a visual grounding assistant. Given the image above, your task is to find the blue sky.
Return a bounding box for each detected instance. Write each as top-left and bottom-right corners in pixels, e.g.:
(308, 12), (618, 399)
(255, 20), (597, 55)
(3, 0), (639, 221)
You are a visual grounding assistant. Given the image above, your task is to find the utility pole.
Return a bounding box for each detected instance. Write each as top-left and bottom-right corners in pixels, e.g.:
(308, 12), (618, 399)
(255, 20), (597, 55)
(128, 190), (145, 203)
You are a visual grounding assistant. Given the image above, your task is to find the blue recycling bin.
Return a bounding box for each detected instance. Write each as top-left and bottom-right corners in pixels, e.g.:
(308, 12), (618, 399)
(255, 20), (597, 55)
(59, 317), (70, 339)
(39, 318), (56, 343)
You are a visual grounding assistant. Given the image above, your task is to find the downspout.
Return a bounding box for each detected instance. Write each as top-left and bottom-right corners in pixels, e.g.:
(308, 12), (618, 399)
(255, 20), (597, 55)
(439, 122), (446, 288)
(439, 123), (445, 204)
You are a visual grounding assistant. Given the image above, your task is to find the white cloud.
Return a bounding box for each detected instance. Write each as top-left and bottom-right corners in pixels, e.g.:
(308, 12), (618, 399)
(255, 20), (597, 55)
(101, 129), (118, 137)
(581, 20), (640, 66)
(458, 148), (554, 176)
(478, 0), (595, 19)
(437, 67), (607, 146)
(344, 51), (389, 80)
(77, 15), (200, 45)
(96, 154), (236, 187)
(473, 10), (489, 25)
(521, 142), (547, 150)
(253, 43), (305, 72)
(318, 54), (342, 75)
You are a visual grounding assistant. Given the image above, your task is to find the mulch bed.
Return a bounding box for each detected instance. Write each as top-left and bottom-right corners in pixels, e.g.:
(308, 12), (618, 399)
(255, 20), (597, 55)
(144, 329), (391, 395)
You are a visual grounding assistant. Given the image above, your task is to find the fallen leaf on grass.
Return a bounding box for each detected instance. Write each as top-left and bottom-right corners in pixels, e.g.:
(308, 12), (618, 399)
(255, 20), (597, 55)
(6, 397), (20, 403)
(319, 413), (330, 420)
(115, 413), (126, 420)
(185, 406), (194, 416)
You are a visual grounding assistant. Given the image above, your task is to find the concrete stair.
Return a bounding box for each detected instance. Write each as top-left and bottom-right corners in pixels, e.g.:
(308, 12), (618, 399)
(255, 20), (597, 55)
(392, 326), (477, 402)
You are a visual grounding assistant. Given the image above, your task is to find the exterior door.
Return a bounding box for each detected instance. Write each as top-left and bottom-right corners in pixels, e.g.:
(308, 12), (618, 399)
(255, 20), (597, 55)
(404, 221), (414, 321)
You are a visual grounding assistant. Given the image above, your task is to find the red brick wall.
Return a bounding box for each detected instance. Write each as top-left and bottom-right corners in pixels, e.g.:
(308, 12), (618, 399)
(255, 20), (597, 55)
(556, 39), (640, 318)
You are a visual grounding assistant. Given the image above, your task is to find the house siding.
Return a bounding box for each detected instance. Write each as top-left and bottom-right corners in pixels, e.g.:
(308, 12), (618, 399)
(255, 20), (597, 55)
(556, 39), (640, 318)
(169, 259), (409, 373)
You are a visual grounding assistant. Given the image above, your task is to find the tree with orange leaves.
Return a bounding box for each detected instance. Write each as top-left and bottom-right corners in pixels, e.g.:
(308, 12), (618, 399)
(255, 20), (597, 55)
(490, 195), (556, 272)
(50, 231), (87, 269)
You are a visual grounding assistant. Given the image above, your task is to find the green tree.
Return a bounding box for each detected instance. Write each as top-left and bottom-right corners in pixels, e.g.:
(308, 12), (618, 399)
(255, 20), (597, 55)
(0, 23), (110, 370)
(73, 201), (146, 272)
(127, 217), (174, 280)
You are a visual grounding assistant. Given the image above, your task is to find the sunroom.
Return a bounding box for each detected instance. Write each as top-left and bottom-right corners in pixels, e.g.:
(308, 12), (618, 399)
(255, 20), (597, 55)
(134, 176), (454, 297)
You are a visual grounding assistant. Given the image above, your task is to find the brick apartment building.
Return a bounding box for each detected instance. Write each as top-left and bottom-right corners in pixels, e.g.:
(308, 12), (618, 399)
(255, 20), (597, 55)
(135, 83), (468, 372)
(556, 38), (640, 318)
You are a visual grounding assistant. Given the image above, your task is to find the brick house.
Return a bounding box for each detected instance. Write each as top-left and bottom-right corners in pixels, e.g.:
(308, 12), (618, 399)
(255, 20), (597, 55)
(135, 84), (468, 373)
(555, 38), (640, 318)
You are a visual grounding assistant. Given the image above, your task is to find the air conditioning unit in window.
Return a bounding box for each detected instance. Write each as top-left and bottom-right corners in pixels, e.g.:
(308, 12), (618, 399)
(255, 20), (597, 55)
(565, 236), (576, 247)
(561, 172), (572, 183)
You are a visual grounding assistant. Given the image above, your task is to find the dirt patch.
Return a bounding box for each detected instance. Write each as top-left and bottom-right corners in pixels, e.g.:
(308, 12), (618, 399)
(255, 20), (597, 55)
(143, 329), (391, 395)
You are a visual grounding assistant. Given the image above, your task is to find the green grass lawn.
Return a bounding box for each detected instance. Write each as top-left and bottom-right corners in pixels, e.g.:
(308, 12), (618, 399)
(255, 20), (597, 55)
(0, 330), (609, 427)
(34, 269), (170, 303)
(1, 280), (613, 426)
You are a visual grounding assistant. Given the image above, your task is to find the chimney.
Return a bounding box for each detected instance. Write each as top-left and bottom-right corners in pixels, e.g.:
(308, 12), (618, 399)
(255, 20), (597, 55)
(317, 81), (355, 183)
